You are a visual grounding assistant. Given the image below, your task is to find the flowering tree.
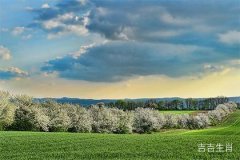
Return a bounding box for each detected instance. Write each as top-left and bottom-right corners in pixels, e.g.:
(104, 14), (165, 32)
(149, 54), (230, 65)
(0, 91), (238, 133)
(68, 106), (92, 133)
(0, 92), (16, 130)
(132, 108), (164, 133)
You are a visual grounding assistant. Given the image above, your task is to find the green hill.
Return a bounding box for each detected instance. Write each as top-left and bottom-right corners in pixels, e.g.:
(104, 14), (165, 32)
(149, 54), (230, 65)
(1, 110), (240, 160)
(184, 110), (240, 135)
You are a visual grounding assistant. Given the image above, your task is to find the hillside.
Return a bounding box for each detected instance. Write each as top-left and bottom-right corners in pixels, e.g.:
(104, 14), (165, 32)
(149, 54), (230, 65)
(1, 110), (239, 160)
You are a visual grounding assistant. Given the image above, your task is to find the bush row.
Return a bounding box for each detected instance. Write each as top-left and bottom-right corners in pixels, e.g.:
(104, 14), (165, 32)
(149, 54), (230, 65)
(133, 101), (237, 133)
(0, 92), (237, 133)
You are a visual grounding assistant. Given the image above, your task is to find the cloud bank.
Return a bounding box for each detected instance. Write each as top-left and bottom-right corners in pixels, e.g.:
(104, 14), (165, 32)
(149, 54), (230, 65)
(30, 0), (240, 82)
(0, 67), (28, 80)
(42, 41), (229, 82)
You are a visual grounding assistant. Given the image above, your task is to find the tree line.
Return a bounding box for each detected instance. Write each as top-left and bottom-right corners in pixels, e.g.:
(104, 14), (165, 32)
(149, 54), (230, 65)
(105, 97), (229, 110)
(0, 91), (238, 134)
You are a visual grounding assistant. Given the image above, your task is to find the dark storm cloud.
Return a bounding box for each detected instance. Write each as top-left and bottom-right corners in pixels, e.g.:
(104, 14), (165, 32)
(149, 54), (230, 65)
(37, 0), (239, 82)
(41, 41), (225, 82)
(87, 0), (240, 42)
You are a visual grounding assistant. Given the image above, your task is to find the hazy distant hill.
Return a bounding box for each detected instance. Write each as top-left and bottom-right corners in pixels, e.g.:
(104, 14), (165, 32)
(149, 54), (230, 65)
(35, 96), (240, 106)
(229, 97), (240, 103)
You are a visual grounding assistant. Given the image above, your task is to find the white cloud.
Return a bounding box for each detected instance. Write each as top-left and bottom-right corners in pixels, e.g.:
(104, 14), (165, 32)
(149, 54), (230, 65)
(43, 12), (88, 39)
(203, 64), (224, 72)
(41, 3), (50, 9)
(72, 43), (96, 58)
(11, 27), (25, 36)
(218, 30), (240, 45)
(7, 67), (28, 76)
(43, 20), (61, 30)
(0, 46), (11, 60)
(59, 12), (75, 21)
(65, 24), (88, 35)
(0, 67), (28, 80)
(42, 13), (75, 30)
(22, 34), (32, 40)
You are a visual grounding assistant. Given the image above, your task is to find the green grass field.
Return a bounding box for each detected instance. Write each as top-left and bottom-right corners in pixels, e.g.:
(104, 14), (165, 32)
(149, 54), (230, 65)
(1, 110), (240, 160)
(159, 110), (202, 115)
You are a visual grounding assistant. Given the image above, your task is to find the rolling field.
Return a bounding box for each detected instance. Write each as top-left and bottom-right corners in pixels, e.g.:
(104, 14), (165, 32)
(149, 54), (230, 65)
(159, 110), (202, 115)
(0, 110), (240, 160)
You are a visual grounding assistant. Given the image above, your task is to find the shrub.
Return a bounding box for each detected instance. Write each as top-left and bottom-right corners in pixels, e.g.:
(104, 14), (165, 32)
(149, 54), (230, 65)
(163, 114), (177, 129)
(132, 108), (163, 133)
(2, 94), (50, 131)
(9, 105), (37, 131)
(192, 113), (209, 129)
(68, 107), (92, 133)
(42, 101), (71, 132)
(177, 114), (190, 129)
(0, 104), (16, 130)
(32, 106), (50, 132)
(48, 110), (71, 132)
(152, 112), (165, 131)
(89, 106), (116, 133)
(224, 102), (237, 112)
(110, 108), (133, 134)
(216, 104), (230, 117)
(237, 103), (240, 109)
(10, 105), (50, 132)
(11, 95), (34, 108)
(177, 113), (209, 129)
(208, 102), (237, 126)
(0, 92), (16, 130)
(208, 110), (222, 125)
(0, 91), (238, 133)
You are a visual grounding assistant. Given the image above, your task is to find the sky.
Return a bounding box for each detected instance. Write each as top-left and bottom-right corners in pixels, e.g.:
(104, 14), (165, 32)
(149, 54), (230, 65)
(0, 0), (239, 99)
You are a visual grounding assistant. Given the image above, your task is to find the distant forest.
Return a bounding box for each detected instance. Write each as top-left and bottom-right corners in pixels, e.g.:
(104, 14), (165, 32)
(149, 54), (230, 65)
(37, 96), (240, 111)
(104, 97), (231, 110)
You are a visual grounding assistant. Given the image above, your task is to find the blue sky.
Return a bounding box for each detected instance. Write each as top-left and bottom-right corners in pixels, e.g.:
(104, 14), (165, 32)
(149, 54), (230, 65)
(0, 0), (239, 98)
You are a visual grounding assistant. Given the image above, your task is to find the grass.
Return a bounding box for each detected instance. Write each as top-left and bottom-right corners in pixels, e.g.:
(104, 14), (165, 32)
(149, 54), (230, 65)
(159, 110), (202, 115)
(0, 110), (240, 160)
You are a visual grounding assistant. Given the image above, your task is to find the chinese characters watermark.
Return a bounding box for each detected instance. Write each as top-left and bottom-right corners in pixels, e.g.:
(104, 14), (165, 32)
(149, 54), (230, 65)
(198, 143), (233, 153)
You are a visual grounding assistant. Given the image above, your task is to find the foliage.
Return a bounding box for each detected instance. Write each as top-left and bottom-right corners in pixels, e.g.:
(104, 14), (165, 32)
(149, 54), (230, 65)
(89, 106), (115, 133)
(0, 91), (237, 133)
(163, 114), (177, 129)
(106, 97), (229, 111)
(132, 108), (164, 133)
(208, 102), (237, 126)
(9, 105), (37, 131)
(110, 108), (133, 134)
(0, 91), (16, 130)
(177, 114), (190, 129)
(68, 106), (92, 133)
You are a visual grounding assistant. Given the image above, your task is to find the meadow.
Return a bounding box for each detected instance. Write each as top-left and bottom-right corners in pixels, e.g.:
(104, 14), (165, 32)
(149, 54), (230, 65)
(159, 110), (202, 115)
(1, 110), (239, 160)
